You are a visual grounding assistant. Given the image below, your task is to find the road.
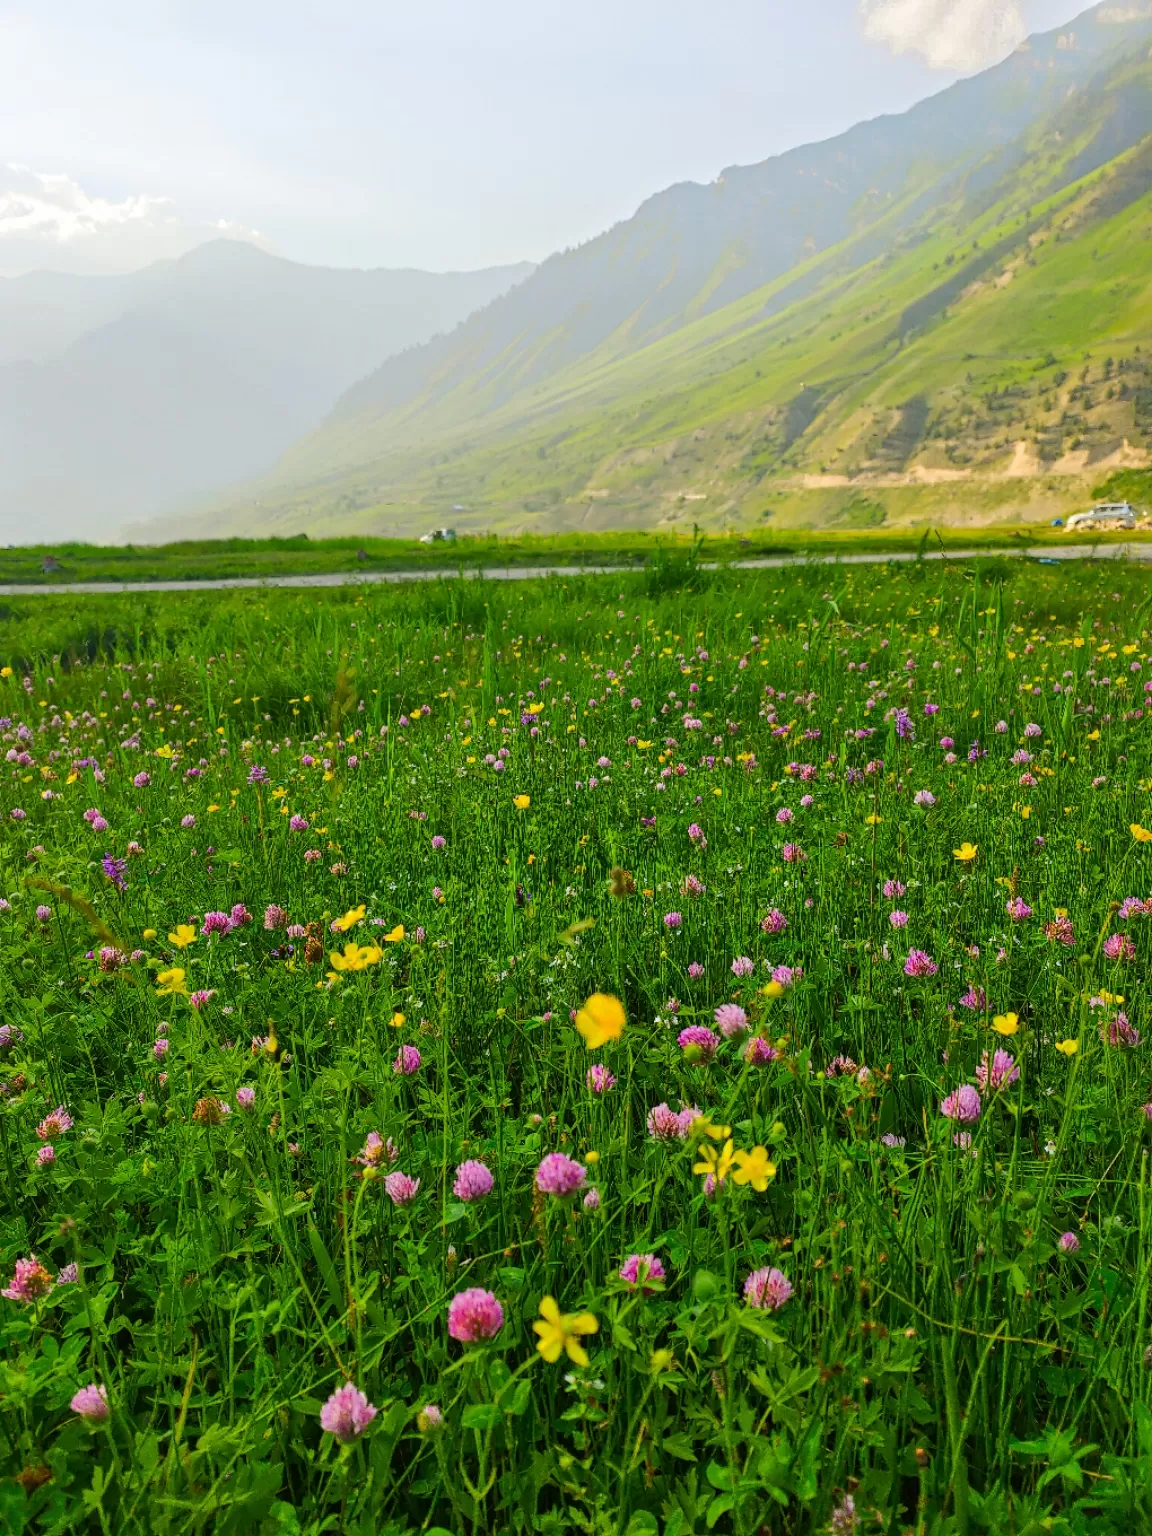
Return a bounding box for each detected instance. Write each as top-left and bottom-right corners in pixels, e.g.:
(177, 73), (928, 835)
(0, 542), (1148, 597)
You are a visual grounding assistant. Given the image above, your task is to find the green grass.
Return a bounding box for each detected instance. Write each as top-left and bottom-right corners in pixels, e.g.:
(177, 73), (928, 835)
(1, 560), (1152, 1532)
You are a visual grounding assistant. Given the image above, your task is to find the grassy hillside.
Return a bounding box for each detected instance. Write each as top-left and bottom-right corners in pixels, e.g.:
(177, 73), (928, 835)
(186, 15), (1152, 540)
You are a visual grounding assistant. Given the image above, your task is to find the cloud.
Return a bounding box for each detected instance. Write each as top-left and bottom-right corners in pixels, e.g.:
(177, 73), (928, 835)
(859, 0), (1027, 73)
(0, 164), (266, 276)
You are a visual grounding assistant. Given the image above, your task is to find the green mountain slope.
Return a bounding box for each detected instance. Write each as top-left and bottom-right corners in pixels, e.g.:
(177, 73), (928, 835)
(199, 6), (1152, 537)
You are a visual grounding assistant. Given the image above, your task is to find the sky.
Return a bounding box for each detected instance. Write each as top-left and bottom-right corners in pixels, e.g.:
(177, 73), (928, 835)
(0, 0), (1103, 277)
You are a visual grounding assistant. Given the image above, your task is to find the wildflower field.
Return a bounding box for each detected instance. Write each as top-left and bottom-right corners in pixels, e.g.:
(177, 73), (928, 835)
(2, 559), (1152, 1536)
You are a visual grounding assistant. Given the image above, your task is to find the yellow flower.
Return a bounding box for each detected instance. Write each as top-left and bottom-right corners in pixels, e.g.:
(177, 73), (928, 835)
(142, 928), (157, 941)
(513, 794), (531, 810)
(954, 842), (978, 862)
(1055, 1038), (1079, 1056)
(761, 980), (785, 1000)
(533, 1296), (599, 1367)
(865, 813), (882, 825)
(389, 1012), (406, 1029)
(167, 924), (198, 949)
(649, 1348), (675, 1374)
(574, 992), (625, 1049)
(992, 1013), (1019, 1036)
(382, 924), (405, 944)
(693, 1138), (735, 1185)
(0, 666), (10, 679)
(731, 1146), (777, 1192)
(1131, 824), (1152, 844)
(154, 744), (174, 759)
(155, 967), (187, 997)
(332, 904), (366, 933)
(584, 1150), (600, 1165)
(327, 940), (383, 972)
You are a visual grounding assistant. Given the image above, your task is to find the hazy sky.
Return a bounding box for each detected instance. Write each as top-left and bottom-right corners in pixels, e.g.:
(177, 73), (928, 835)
(0, 0), (1097, 276)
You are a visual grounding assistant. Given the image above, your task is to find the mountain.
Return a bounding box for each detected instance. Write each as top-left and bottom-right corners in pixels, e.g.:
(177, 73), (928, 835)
(205, 0), (1152, 537)
(0, 242), (533, 540)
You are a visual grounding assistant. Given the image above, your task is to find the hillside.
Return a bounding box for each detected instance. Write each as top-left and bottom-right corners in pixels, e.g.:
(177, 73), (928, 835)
(0, 243), (533, 541)
(184, 1), (1152, 538)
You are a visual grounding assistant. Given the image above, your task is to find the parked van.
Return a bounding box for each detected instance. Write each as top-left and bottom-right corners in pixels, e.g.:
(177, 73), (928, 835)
(1064, 502), (1140, 532)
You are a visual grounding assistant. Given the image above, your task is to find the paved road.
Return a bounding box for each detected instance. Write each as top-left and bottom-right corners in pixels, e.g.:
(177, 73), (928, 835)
(0, 542), (1148, 597)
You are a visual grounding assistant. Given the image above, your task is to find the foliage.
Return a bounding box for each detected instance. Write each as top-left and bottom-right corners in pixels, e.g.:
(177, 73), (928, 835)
(1, 562), (1151, 1533)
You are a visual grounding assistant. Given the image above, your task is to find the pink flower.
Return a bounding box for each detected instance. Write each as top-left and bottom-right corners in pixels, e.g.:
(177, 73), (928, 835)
(744, 1036), (779, 1065)
(289, 815), (309, 832)
(447, 1287), (504, 1342)
(1045, 917), (1075, 946)
(1005, 897), (1032, 923)
(1057, 1231), (1080, 1255)
(71, 1384), (110, 1424)
(781, 842), (805, 863)
(889, 910), (909, 928)
(687, 961), (705, 979)
(681, 873), (705, 897)
(37, 1106), (73, 1141)
(356, 1131), (398, 1168)
(384, 1171), (420, 1205)
(714, 1003), (748, 1039)
(133, 772), (151, 789)
(958, 987), (987, 1011)
(974, 1050), (1018, 1093)
(586, 1063), (617, 1094)
(647, 1102), (690, 1140)
(189, 990), (216, 1011)
(882, 880), (906, 899)
(743, 1267), (793, 1311)
(393, 1044), (421, 1075)
(1103, 932), (1135, 962)
(452, 1160), (494, 1201)
(618, 1253), (666, 1290)
(431, 834), (446, 850)
(663, 911), (682, 930)
(2, 1255), (54, 1303)
(320, 1383), (377, 1443)
(760, 909), (788, 934)
(826, 1054), (857, 1077)
(263, 904), (288, 930)
(771, 964), (800, 988)
(229, 904), (252, 929)
(202, 910), (231, 936)
(36, 1145), (55, 1166)
(57, 1263), (78, 1285)
(535, 1152), (587, 1196)
(152, 1038), (169, 1062)
(730, 955), (755, 978)
(235, 1085), (256, 1110)
(775, 807), (793, 824)
(687, 822), (707, 846)
(940, 1085), (982, 1123)
(904, 949), (938, 977)
(583, 1187), (601, 1211)
(677, 1025), (719, 1062)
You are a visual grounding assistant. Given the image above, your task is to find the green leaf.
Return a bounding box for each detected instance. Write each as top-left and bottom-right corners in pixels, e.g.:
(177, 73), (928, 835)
(661, 1432), (698, 1462)
(461, 1402), (502, 1431)
(625, 1514), (659, 1536)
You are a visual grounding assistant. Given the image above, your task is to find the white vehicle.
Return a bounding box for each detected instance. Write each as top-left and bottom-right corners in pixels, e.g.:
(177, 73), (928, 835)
(418, 527), (458, 544)
(1064, 502), (1140, 532)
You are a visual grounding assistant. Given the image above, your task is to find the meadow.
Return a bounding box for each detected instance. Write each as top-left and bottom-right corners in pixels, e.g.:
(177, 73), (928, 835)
(1, 558), (1151, 1535)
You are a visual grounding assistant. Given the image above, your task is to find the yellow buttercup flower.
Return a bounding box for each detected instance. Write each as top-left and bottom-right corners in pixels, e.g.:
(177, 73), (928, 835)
(1131, 824), (1152, 844)
(382, 925), (405, 944)
(761, 980), (784, 1000)
(389, 1012), (406, 1029)
(332, 904), (366, 933)
(865, 813), (882, 826)
(155, 967), (187, 997)
(167, 924), (197, 949)
(142, 928), (157, 941)
(954, 842), (978, 862)
(731, 1146), (777, 1192)
(575, 992), (625, 1050)
(1055, 1038), (1079, 1056)
(513, 794), (531, 810)
(533, 1296), (599, 1367)
(992, 1013), (1019, 1036)
(327, 941), (383, 973)
(693, 1138), (735, 1185)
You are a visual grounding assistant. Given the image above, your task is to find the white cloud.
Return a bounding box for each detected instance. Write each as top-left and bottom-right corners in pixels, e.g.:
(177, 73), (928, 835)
(0, 164), (267, 276)
(860, 0), (1027, 73)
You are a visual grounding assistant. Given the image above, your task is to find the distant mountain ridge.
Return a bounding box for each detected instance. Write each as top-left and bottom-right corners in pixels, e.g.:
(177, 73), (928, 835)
(0, 242), (533, 539)
(199, 0), (1152, 538)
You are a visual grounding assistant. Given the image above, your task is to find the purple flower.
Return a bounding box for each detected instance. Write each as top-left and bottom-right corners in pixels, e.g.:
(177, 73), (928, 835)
(743, 1267), (793, 1311)
(202, 910), (231, 937)
(889, 910), (909, 928)
(535, 1152), (587, 1196)
(181, 814), (196, 829)
(1005, 897), (1032, 923)
(2, 1255), (55, 1303)
(913, 790), (936, 809)
(730, 955), (755, 978)
(781, 842), (806, 863)
(771, 964), (800, 988)
(320, 1384), (377, 1442)
(744, 1036), (779, 1065)
(36, 1145), (55, 1166)
(583, 1187), (601, 1211)
(1103, 932), (1135, 962)
(384, 1171), (421, 1206)
(829, 1494), (858, 1536)
(904, 949), (938, 978)
(687, 822), (707, 846)
(447, 1288), (503, 1342)
(101, 854), (127, 892)
(263, 904), (287, 930)
(586, 1063), (617, 1094)
(229, 904), (252, 929)
(940, 1085), (982, 1123)
(37, 1106), (73, 1141)
(663, 911), (682, 930)
(958, 986), (987, 1011)
(618, 1253), (666, 1290)
(431, 835), (446, 850)
(452, 1160), (494, 1201)
(71, 1384), (110, 1425)
(760, 908), (788, 934)
(247, 765), (270, 785)
(775, 807), (794, 824)
(687, 961), (705, 979)
(677, 1025), (720, 1062)
(647, 1102), (693, 1140)
(133, 771), (151, 789)
(714, 1003), (748, 1039)
(393, 1044), (421, 1076)
(57, 1263), (78, 1285)
(235, 1085), (256, 1110)
(189, 989), (216, 1011)
(35, 904), (52, 923)
(1057, 1231), (1080, 1255)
